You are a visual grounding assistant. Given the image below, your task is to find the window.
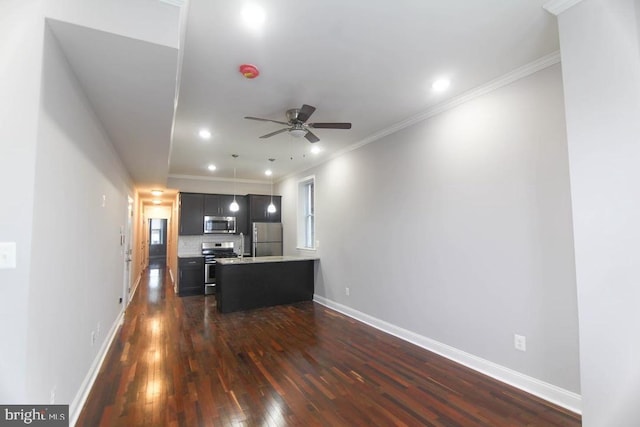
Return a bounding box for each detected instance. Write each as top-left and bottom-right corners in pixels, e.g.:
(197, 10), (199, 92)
(150, 218), (164, 245)
(297, 176), (315, 250)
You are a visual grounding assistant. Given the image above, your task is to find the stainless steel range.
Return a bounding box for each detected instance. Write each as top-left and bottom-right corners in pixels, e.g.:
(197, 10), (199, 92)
(202, 241), (238, 295)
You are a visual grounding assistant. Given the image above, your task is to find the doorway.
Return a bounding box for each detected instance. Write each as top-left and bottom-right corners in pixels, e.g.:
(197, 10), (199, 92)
(148, 218), (167, 267)
(122, 196), (134, 307)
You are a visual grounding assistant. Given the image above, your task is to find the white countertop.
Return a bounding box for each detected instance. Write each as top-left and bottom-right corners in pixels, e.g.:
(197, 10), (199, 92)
(216, 255), (319, 265)
(178, 253), (203, 258)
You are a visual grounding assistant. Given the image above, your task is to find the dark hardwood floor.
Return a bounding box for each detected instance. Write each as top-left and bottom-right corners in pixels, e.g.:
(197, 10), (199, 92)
(76, 266), (581, 426)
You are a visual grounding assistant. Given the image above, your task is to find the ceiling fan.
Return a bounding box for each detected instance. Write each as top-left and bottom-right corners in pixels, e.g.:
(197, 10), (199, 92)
(244, 104), (351, 143)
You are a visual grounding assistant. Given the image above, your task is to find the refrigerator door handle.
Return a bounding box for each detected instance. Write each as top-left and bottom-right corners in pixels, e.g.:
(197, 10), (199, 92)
(253, 224), (257, 257)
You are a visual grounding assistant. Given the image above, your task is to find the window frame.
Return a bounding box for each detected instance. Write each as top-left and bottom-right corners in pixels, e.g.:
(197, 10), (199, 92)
(297, 175), (316, 251)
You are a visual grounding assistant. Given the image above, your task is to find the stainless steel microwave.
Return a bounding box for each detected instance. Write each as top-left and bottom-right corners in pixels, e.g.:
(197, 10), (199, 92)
(204, 216), (236, 234)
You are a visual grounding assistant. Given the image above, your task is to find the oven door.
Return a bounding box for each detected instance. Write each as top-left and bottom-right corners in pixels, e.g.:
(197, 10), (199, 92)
(204, 261), (216, 295)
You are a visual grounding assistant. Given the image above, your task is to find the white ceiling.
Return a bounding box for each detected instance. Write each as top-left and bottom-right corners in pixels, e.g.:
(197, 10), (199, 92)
(48, 18), (178, 190)
(49, 0), (559, 190)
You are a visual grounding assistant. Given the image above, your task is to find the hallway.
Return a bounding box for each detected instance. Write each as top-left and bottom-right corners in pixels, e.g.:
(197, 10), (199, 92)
(76, 267), (581, 426)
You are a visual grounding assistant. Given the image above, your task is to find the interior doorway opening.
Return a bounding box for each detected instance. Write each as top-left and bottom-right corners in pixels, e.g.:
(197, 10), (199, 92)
(148, 218), (168, 268)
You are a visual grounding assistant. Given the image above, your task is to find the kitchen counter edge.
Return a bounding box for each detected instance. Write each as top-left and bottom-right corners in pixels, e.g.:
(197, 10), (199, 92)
(216, 255), (319, 265)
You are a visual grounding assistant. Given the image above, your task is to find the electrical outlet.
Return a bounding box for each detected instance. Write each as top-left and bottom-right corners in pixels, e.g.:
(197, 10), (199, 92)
(514, 334), (526, 352)
(49, 387), (56, 404)
(90, 331), (96, 346)
(345, 287), (350, 296)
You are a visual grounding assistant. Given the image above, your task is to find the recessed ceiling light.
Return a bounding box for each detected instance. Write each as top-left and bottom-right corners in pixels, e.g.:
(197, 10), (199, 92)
(265, 169), (272, 176)
(152, 200), (162, 205)
(208, 164), (216, 171)
(151, 190), (163, 196)
(310, 146), (322, 154)
(199, 129), (212, 139)
(432, 78), (451, 92)
(241, 3), (266, 31)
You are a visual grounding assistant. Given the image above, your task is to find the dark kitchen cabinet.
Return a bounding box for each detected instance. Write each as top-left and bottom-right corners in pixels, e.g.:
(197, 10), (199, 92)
(179, 193), (204, 235)
(204, 194), (236, 217)
(204, 194), (247, 234)
(178, 257), (204, 296)
(248, 194), (281, 223)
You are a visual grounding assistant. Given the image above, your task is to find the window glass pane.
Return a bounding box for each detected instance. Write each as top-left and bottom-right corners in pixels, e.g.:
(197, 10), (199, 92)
(304, 181), (314, 248)
(151, 229), (161, 244)
(298, 177), (315, 249)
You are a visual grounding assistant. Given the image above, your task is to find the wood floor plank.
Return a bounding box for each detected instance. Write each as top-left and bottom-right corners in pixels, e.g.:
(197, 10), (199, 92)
(75, 266), (581, 426)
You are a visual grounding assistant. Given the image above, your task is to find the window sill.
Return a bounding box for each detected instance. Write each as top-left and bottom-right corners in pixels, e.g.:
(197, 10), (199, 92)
(297, 247), (317, 252)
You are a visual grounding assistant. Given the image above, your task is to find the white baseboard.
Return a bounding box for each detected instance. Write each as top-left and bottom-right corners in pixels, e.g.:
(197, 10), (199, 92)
(128, 274), (142, 306)
(313, 295), (582, 415)
(69, 309), (124, 426)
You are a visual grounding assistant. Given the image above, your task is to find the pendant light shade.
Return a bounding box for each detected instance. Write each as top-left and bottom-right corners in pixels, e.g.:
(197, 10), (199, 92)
(267, 158), (277, 214)
(230, 154), (240, 212)
(230, 198), (239, 212)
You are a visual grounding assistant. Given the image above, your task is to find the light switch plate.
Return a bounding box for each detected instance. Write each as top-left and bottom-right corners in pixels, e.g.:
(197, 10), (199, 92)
(0, 242), (17, 269)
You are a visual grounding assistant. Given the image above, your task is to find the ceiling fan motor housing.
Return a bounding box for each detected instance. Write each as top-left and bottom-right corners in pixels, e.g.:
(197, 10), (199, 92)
(286, 108), (303, 123)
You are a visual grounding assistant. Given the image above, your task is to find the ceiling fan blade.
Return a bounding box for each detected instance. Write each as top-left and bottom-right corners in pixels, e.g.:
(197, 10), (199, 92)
(305, 131), (320, 143)
(297, 104), (316, 123)
(259, 128), (289, 139)
(245, 116), (289, 125)
(308, 122), (352, 129)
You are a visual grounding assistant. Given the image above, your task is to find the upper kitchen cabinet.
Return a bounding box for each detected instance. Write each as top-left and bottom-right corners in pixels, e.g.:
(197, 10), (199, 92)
(204, 194), (237, 217)
(235, 196), (249, 235)
(179, 192), (204, 235)
(248, 194), (282, 223)
(205, 194), (247, 234)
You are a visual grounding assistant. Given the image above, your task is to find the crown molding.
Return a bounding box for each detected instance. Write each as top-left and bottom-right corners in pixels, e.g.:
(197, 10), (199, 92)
(281, 50), (561, 182)
(543, 0), (585, 15)
(168, 174), (269, 185)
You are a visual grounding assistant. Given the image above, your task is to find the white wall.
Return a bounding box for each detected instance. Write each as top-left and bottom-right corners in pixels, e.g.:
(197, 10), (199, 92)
(23, 22), (135, 411)
(556, 0), (640, 425)
(0, 0), (45, 403)
(280, 64), (581, 399)
(0, 0), (181, 418)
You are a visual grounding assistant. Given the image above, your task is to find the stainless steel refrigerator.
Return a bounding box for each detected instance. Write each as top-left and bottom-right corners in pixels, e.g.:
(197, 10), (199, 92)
(252, 222), (283, 257)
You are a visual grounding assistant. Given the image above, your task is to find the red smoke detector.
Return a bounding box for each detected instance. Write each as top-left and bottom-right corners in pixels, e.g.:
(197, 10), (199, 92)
(239, 64), (260, 79)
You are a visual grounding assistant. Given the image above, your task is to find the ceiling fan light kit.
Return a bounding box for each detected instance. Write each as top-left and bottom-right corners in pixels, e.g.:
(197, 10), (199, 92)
(289, 128), (307, 138)
(244, 104), (352, 144)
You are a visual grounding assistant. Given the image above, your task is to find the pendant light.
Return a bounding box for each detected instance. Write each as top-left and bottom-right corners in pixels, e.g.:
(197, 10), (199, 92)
(267, 158), (276, 213)
(229, 154), (240, 212)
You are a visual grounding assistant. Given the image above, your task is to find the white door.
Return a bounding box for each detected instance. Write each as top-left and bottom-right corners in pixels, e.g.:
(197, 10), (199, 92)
(122, 196), (134, 307)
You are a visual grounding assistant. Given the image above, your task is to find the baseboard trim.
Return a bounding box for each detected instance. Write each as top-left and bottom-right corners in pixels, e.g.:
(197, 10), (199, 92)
(313, 295), (582, 414)
(129, 274), (143, 306)
(69, 309), (124, 426)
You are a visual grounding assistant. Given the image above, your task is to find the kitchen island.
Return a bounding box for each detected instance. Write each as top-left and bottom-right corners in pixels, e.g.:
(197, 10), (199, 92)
(216, 256), (318, 313)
